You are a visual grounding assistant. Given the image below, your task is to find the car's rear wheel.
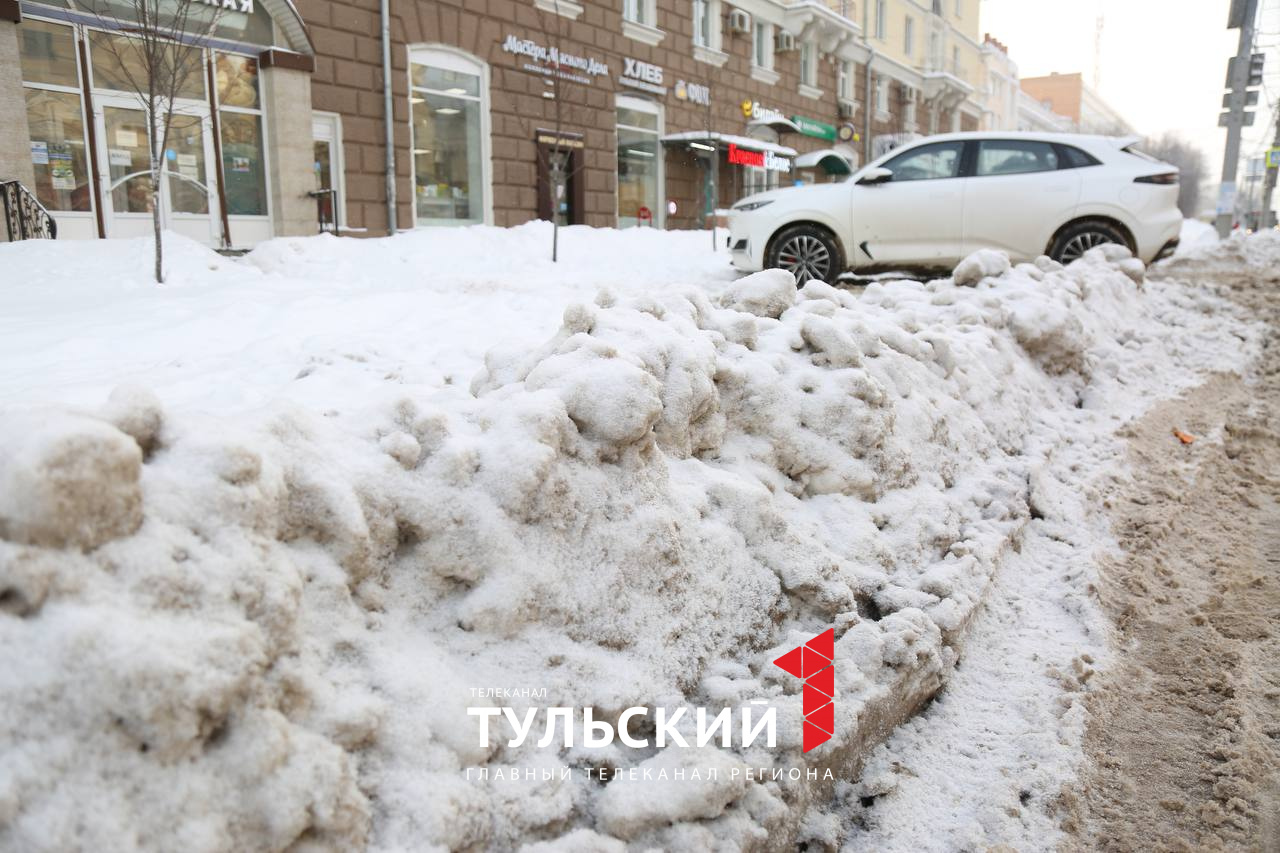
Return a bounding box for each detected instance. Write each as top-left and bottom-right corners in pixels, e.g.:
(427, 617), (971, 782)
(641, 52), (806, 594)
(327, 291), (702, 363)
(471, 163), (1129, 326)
(768, 225), (842, 285)
(1049, 219), (1129, 264)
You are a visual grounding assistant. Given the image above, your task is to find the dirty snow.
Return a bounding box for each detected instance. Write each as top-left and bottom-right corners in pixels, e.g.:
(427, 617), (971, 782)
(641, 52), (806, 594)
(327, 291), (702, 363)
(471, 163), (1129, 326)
(0, 223), (1259, 850)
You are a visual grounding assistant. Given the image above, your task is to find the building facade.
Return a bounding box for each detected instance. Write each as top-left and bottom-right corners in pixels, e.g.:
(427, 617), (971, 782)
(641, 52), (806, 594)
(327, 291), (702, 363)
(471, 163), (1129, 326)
(1019, 71), (1131, 135)
(3, 0), (1067, 247)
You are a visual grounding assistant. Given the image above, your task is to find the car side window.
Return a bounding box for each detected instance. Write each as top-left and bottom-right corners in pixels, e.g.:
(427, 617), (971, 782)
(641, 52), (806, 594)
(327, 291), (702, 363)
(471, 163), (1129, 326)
(882, 141), (965, 181)
(1056, 144), (1102, 169)
(975, 140), (1059, 176)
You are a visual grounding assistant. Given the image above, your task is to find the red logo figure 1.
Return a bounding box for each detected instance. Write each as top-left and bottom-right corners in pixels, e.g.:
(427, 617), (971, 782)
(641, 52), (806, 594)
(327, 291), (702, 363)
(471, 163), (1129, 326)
(773, 629), (834, 753)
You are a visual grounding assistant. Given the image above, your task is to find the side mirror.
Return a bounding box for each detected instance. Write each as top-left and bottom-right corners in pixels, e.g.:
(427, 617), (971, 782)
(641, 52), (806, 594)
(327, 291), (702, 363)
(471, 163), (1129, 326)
(858, 167), (893, 185)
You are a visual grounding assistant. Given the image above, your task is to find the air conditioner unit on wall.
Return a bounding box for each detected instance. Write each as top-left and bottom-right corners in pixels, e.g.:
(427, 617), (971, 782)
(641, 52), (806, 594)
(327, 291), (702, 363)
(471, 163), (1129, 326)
(838, 99), (857, 118)
(728, 8), (751, 34)
(776, 31), (796, 52)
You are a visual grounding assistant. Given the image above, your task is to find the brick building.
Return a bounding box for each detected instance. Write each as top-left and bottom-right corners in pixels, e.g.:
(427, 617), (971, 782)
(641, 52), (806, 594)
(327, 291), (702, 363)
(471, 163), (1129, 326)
(1, 0), (985, 246)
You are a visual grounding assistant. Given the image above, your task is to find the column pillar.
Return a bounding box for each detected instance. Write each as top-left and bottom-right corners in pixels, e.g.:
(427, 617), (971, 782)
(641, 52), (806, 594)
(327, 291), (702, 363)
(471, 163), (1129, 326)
(259, 49), (316, 238)
(0, 13), (38, 192)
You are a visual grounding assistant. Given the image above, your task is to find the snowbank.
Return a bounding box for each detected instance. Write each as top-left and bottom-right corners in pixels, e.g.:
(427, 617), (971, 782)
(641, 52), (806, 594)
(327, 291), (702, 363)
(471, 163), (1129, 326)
(0, 228), (1258, 850)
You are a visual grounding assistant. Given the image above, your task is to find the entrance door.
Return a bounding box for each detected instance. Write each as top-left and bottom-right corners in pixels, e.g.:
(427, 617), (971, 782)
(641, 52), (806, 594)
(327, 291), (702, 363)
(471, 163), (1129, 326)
(312, 111), (345, 231)
(95, 96), (220, 243)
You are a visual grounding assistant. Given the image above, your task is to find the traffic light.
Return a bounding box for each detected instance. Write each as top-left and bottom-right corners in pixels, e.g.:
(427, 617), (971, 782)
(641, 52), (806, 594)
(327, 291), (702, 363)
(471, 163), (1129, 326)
(1248, 53), (1265, 88)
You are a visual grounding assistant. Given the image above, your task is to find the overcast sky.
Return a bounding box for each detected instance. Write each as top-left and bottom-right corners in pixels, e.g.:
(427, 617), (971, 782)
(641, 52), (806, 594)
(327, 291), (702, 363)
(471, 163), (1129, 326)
(980, 0), (1280, 191)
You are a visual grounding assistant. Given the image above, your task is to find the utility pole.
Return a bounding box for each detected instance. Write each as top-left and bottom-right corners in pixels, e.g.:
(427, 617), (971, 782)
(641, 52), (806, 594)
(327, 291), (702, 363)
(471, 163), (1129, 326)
(1262, 108), (1280, 230)
(1216, 0), (1260, 237)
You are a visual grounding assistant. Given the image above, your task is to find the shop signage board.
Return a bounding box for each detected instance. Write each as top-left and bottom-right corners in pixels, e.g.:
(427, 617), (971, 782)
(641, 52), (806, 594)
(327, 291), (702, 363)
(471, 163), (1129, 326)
(1268, 147), (1280, 169)
(727, 142), (791, 173)
(502, 34), (610, 84)
(673, 79), (710, 106)
(837, 123), (859, 143)
(792, 116), (836, 141)
(620, 57), (666, 95)
(741, 100), (787, 123)
(201, 0), (253, 13)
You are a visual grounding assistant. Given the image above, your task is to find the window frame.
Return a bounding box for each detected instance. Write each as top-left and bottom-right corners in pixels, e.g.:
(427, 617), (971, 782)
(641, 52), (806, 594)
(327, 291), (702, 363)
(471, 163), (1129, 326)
(752, 21), (773, 70)
(615, 94), (665, 228)
(212, 51), (272, 221)
(972, 138), (1062, 178)
(904, 16), (914, 57)
(837, 60), (852, 100)
(407, 44), (493, 228)
(874, 0), (886, 39)
(799, 40), (816, 87)
(17, 16), (96, 219)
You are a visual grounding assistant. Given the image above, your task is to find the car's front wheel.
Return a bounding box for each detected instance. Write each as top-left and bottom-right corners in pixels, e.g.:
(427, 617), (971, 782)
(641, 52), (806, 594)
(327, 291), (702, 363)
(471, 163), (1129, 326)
(768, 225), (843, 285)
(1049, 219), (1129, 265)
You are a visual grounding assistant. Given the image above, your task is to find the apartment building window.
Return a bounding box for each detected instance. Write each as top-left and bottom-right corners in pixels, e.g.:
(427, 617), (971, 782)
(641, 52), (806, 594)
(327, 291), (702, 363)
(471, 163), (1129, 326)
(955, 0), (962, 16)
(874, 0), (886, 39)
(874, 76), (888, 115)
(799, 41), (816, 87)
(951, 45), (960, 76)
(693, 0), (710, 45)
(904, 87), (917, 127)
(837, 60), (852, 100)
(410, 46), (490, 226)
(904, 17), (914, 57)
(623, 0), (652, 25)
(753, 21), (773, 69)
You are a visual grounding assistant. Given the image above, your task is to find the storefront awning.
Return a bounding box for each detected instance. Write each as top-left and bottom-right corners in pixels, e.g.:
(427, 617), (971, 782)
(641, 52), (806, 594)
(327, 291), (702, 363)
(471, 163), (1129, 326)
(795, 148), (854, 175)
(747, 115), (802, 134)
(661, 132), (797, 157)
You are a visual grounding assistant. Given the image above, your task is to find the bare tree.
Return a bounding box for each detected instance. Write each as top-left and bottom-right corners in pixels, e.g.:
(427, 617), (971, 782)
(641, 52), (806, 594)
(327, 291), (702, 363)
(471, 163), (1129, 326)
(84, 0), (223, 282)
(500, 0), (593, 261)
(1141, 133), (1207, 218)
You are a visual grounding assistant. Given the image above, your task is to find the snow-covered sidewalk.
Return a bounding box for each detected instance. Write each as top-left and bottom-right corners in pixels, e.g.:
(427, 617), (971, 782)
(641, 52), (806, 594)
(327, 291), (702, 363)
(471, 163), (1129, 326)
(0, 226), (1260, 851)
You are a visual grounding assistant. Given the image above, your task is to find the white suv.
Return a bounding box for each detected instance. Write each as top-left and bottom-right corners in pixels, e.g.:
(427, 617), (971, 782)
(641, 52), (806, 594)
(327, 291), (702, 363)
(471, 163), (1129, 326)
(727, 132), (1183, 283)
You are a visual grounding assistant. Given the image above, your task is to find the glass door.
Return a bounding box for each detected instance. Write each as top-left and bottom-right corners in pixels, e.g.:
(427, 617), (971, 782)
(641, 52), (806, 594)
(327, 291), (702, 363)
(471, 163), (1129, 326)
(95, 95), (220, 243)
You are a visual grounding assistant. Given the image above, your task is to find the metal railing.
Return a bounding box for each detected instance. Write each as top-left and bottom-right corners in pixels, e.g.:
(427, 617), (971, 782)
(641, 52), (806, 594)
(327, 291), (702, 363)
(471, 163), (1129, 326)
(1, 181), (57, 241)
(308, 188), (338, 235)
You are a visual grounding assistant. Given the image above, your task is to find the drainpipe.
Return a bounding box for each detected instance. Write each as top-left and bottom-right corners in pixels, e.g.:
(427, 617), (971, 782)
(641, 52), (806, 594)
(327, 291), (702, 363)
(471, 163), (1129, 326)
(861, 0), (873, 164)
(380, 0), (397, 234)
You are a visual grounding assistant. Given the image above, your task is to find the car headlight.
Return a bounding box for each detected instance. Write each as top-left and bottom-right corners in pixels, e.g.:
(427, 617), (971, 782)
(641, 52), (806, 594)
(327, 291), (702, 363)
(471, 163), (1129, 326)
(734, 200), (774, 212)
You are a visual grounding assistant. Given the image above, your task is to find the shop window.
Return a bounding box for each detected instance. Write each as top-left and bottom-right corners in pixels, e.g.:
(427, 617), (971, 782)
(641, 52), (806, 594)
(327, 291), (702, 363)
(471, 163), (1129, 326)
(215, 54), (268, 216)
(752, 22), (772, 70)
(410, 47), (490, 226)
(90, 31), (205, 100)
(19, 20), (91, 214)
(616, 96), (662, 228)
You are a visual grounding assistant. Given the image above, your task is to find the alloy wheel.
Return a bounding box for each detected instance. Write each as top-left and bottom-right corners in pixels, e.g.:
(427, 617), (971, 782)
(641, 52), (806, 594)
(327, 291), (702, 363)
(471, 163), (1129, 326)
(776, 235), (832, 284)
(1059, 230), (1115, 264)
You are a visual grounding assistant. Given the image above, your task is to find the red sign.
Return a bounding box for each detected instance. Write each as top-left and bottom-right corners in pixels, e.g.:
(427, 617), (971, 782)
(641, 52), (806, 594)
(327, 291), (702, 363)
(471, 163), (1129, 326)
(637, 205), (652, 222)
(727, 142), (765, 168)
(774, 628), (835, 752)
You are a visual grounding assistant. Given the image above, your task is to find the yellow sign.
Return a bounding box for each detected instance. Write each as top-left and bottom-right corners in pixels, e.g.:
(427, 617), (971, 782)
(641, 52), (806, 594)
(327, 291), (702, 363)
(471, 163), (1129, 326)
(741, 99), (753, 118)
(1269, 147), (1280, 169)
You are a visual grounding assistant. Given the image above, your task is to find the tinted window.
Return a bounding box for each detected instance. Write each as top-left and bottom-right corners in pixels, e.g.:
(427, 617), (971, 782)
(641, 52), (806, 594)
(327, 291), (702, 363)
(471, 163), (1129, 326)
(883, 141), (964, 181)
(975, 139), (1059, 176)
(1057, 144), (1101, 169)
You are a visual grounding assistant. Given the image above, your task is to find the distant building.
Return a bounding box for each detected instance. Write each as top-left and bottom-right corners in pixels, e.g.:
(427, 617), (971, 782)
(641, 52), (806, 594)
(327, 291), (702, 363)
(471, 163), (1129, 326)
(977, 33), (1019, 131)
(1019, 72), (1132, 135)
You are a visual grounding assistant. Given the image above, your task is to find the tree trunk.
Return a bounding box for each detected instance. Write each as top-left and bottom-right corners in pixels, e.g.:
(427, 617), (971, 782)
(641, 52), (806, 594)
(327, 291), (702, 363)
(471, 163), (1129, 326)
(152, 156), (163, 284)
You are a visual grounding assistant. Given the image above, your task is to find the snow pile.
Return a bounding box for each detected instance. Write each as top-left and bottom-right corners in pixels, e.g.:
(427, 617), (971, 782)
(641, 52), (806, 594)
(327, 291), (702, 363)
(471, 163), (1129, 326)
(0, 233), (1257, 850)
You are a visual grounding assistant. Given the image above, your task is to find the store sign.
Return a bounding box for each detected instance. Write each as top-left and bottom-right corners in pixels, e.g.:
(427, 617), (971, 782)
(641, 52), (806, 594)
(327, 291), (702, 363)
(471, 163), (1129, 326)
(201, 0), (254, 13)
(727, 142), (791, 173)
(536, 129), (585, 149)
(1268, 147), (1280, 168)
(792, 115), (836, 141)
(502, 34), (610, 78)
(620, 57), (666, 95)
(741, 100), (786, 123)
(673, 79), (710, 106)
(837, 123), (858, 143)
